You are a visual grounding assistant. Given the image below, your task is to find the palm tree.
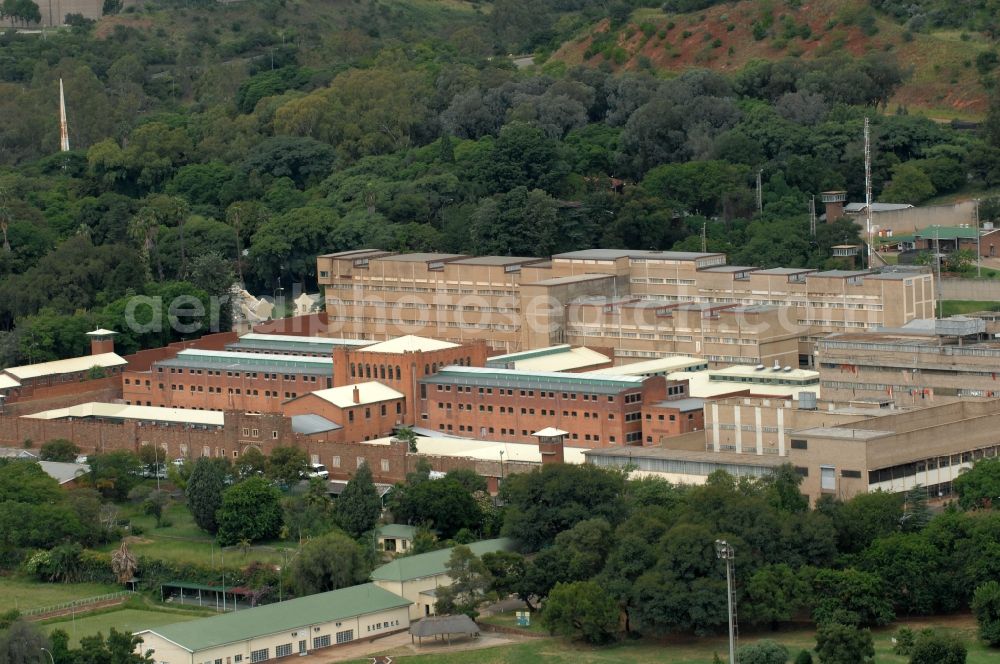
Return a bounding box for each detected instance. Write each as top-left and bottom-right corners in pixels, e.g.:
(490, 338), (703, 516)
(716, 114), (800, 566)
(128, 206), (161, 281)
(0, 188), (12, 252)
(111, 540), (138, 584)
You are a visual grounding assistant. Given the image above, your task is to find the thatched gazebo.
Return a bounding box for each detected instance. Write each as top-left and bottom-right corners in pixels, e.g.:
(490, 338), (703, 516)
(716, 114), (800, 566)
(409, 614), (480, 645)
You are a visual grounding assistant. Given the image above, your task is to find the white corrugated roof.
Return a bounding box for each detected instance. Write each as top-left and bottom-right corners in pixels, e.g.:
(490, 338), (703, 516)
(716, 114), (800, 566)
(86, 328), (117, 336)
(667, 369), (822, 400)
(23, 402), (224, 426)
(0, 374), (20, 390)
(532, 427), (569, 437)
(505, 347), (610, 372)
(363, 436), (588, 465)
(585, 356), (707, 376)
(359, 335), (459, 354)
(5, 353), (127, 380)
(237, 333), (371, 346)
(307, 381), (403, 408)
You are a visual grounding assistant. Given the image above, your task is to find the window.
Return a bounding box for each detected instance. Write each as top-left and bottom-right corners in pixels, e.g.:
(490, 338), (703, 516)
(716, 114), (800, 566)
(790, 439), (808, 450)
(381, 459), (390, 472)
(357, 456), (365, 468)
(312, 635), (331, 649)
(332, 456), (341, 468)
(235, 657), (242, 663)
(275, 645), (292, 658)
(250, 649), (269, 663)
(820, 466), (836, 492)
(335, 630), (354, 644)
(841, 469), (862, 478)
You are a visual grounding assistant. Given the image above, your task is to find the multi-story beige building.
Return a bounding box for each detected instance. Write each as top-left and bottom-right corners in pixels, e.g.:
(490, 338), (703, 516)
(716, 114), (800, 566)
(590, 395), (1000, 501)
(816, 316), (1000, 405)
(317, 249), (935, 366)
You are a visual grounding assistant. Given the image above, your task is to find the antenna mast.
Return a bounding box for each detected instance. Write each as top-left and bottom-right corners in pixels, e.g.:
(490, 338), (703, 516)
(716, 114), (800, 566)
(59, 79), (70, 152)
(864, 117), (873, 269)
(809, 196), (817, 236)
(701, 219), (707, 252)
(755, 169), (763, 214)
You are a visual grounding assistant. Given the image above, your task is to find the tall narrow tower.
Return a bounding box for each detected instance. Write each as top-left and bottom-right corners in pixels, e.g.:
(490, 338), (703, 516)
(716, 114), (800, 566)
(864, 117), (873, 269)
(59, 78), (70, 152)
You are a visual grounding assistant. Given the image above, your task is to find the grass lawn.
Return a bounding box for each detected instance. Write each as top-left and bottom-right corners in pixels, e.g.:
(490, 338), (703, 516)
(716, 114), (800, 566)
(97, 502), (297, 567)
(940, 300), (1000, 316)
(356, 617), (998, 663)
(41, 608), (203, 647)
(0, 577), (121, 613)
(479, 611), (548, 636)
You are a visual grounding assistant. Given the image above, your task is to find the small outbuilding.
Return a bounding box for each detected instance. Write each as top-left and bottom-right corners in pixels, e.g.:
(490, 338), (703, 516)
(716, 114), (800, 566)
(409, 614), (480, 645)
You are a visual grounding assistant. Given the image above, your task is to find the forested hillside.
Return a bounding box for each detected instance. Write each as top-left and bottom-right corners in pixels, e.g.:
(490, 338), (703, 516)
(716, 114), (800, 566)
(2, 0), (1000, 365)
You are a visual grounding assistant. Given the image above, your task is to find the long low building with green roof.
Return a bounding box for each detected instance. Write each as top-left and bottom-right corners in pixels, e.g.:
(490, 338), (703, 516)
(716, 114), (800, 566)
(371, 537), (515, 619)
(134, 583), (411, 664)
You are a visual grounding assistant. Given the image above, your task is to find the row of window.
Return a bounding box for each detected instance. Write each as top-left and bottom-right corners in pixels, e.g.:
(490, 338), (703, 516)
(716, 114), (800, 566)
(366, 620), (400, 632)
(448, 423), (610, 442)
(160, 368), (322, 381)
(430, 383), (622, 402)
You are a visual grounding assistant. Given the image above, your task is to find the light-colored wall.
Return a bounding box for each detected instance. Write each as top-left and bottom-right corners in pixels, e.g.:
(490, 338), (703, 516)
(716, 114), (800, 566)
(858, 201), (977, 235)
(139, 606), (410, 664)
(374, 574), (450, 621)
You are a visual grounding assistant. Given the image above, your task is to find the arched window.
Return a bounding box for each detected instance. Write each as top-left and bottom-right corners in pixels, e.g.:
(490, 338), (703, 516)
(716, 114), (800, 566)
(395, 366), (401, 380)
(424, 364), (430, 374)
(380, 365), (386, 379)
(365, 364), (371, 378)
(350, 363), (356, 377)
(432, 363), (438, 373)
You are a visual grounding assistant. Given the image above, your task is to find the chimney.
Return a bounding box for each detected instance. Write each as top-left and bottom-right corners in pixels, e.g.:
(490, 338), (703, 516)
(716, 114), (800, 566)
(352, 385), (361, 404)
(821, 191), (847, 222)
(86, 328), (117, 356)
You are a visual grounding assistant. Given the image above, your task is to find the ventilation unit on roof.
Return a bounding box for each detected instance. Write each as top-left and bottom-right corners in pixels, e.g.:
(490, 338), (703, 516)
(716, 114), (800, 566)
(755, 364), (765, 371)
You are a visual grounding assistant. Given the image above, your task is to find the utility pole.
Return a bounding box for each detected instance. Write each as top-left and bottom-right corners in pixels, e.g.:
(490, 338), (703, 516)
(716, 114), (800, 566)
(715, 540), (737, 664)
(809, 196), (817, 237)
(976, 198), (982, 278)
(701, 219), (707, 252)
(59, 78), (70, 152)
(935, 228), (943, 319)
(755, 169), (763, 214)
(864, 117), (873, 270)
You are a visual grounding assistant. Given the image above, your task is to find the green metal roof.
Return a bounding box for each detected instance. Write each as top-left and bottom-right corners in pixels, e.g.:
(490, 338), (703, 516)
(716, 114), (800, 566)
(377, 524), (418, 540)
(371, 538), (515, 583)
(141, 583), (410, 652)
(422, 367), (642, 395)
(913, 226), (979, 241)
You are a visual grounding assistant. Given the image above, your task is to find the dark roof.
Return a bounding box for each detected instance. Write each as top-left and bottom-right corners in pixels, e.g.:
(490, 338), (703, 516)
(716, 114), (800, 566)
(290, 414), (342, 435)
(409, 615), (480, 638)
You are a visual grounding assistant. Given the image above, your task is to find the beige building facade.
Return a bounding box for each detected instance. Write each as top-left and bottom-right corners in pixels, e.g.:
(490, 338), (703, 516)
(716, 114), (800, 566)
(817, 318), (1000, 405)
(317, 249), (934, 367)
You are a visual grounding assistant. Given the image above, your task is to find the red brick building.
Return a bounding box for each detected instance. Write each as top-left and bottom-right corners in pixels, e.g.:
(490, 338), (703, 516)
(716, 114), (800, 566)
(282, 382), (406, 442)
(417, 366), (691, 448)
(333, 335), (488, 424)
(122, 349), (334, 412)
(642, 397), (705, 445)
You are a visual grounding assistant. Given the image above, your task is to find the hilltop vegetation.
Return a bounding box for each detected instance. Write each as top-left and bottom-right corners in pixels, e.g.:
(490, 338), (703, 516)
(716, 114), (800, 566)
(1, 0), (1000, 363)
(549, 0), (997, 116)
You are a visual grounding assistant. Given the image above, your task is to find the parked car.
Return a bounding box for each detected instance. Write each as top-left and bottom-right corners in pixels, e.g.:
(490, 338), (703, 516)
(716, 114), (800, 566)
(305, 463), (329, 480)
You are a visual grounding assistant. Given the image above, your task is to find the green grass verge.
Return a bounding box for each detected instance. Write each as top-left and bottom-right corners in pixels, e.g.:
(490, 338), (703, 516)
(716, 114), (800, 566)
(479, 611), (548, 635)
(0, 577), (121, 613)
(940, 300), (1000, 316)
(97, 502), (297, 567)
(354, 617), (997, 663)
(40, 608), (202, 647)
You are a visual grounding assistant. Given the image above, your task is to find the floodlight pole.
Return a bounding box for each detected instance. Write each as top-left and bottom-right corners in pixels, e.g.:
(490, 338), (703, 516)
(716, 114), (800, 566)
(715, 539), (736, 664)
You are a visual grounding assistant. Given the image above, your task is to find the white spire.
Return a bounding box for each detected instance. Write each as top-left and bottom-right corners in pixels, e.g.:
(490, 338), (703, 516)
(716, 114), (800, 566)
(59, 78), (70, 152)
